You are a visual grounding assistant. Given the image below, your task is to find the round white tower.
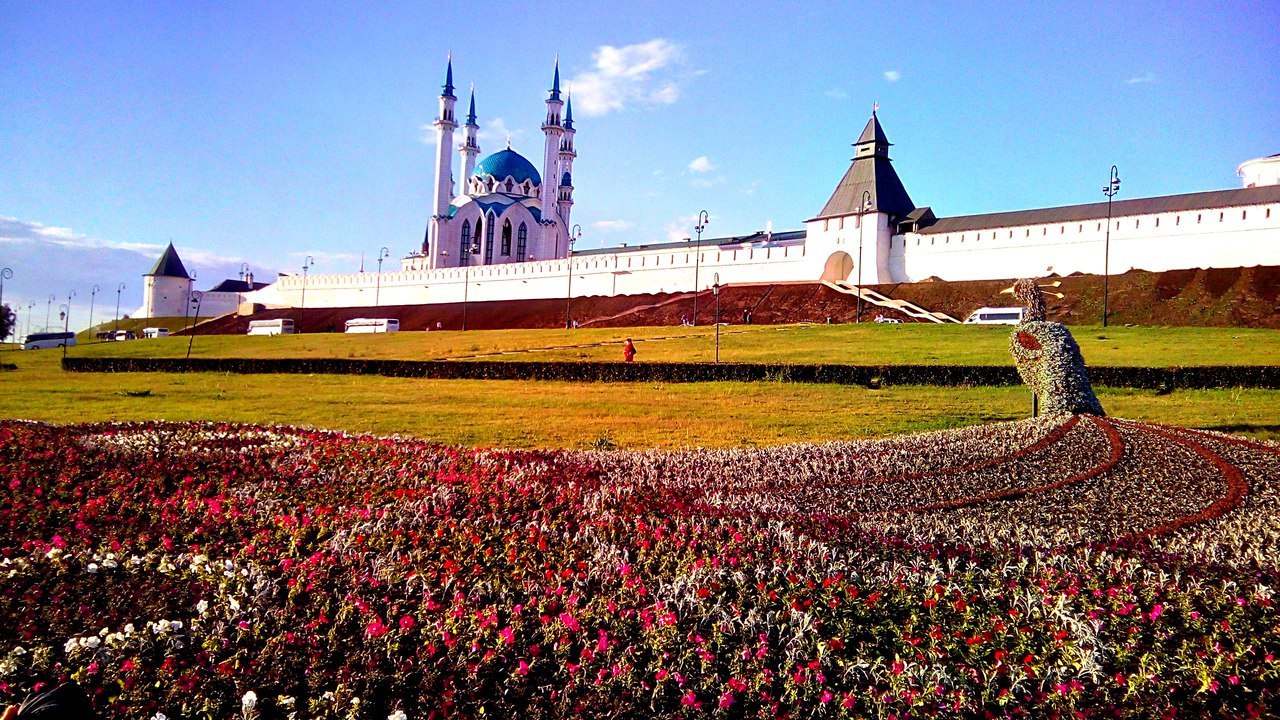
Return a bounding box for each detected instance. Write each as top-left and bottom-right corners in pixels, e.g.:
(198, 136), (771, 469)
(142, 242), (194, 318)
(459, 86), (480, 196)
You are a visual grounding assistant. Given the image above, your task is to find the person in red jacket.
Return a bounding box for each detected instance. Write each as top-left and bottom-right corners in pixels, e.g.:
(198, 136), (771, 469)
(623, 338), (636, 363)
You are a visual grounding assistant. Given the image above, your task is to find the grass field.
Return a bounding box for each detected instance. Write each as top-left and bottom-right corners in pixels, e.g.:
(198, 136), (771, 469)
(58, 323), (1280, 366)
(2, 325), (1277, 446)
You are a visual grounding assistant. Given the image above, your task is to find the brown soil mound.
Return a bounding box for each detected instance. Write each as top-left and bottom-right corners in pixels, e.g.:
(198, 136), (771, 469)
(187, 266), (1280, 335)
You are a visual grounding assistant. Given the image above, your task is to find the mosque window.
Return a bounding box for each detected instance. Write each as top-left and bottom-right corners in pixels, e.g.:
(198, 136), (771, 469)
(484, 219), (495, 263)
(1197, 214), (1202, 223)
(839, 217), (845, 229)
(501, 220), (512, 255)
(1219, 212), (1224, 221)
(1176, 216), (1181, 226)
(1025, 229), (1030, 237)
(1042, 228), (1047, 236)
(505, 180), (513, 192)
(459, 221), (471, 266)
(1155, 218), (1160, 228)
(1267, 209), (1272, 219)
(1078, 224), (1082, 232)
(516, 223), (528, 261)
(1135, 219), (1140, 228)
(1060, 226), (1065, 234)
(1242, 210), (1247, 220)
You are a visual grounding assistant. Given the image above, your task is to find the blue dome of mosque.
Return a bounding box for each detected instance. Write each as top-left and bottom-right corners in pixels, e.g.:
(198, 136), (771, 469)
(472, 149), (541, 186)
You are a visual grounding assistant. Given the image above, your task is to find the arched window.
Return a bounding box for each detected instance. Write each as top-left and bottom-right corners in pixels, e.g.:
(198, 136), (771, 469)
(484, 215), (496, 263)
(516, 222), (528, 261)
(459, 220), (471, 267)
(501, 220), (512, 256)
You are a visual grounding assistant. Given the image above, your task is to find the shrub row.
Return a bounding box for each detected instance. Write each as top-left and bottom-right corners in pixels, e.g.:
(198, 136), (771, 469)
(61, 357), (1280, 389)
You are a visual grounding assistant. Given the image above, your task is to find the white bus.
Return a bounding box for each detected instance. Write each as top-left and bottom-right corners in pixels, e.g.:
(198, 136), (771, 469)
(22, 331), (77, 350)
(344, 318), (399, 334)
(142, 327), (170, 338)
(963, 307), (1026, 325)
(246, 318), (295, 336)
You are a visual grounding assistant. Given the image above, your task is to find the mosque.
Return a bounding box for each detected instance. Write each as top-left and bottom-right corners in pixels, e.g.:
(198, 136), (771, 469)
(138, 59), (1280, 320)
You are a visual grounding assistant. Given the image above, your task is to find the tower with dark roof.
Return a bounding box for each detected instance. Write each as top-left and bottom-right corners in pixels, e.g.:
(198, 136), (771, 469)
(141, 242), (194, 318)
(459, 86), (480, 195)
(541, 59), (566, 226)
(557, 93), (576, 225)
(426, 57), (459, 267)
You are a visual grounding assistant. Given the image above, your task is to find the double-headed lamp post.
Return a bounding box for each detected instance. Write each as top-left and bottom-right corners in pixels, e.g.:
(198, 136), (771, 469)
(693, 210), (709, 326)
(88, 285), (100, 334)
(45, 294), (55, 333)
(1101, 165), (1121, 327)
(61, 290), (75, 359)
(186, 291), (203, 361)
(566, 224), (581, 329)
(299, 256), (314, 332)
(0, 267), (11, 358)
(712, 272), (721, 363)
(857, 191), (872, 323)
(376, 247), (390, 307)
(114, 283), (125, 332)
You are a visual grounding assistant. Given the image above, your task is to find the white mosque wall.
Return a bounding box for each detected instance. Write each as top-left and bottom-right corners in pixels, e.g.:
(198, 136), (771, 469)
(890, 201), (1280, 283)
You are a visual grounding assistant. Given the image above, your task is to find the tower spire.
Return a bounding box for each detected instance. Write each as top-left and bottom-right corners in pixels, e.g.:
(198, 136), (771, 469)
(466, 84), (476, 125)
(549, 56), (562, 101)
(564, 92), (574, 130)
(443, 54), (456, 98)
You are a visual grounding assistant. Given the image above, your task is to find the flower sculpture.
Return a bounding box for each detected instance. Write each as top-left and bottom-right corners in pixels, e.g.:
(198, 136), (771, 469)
(1004, 278), (1105, 416)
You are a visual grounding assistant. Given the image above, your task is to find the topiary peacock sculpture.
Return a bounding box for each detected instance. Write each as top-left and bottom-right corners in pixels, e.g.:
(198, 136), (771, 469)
(1003, 278), (1105, 416)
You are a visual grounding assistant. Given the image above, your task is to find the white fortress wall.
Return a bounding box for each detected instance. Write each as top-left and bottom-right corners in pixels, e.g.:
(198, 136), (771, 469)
(246, 239), (822, 309)
(891, 200), (1280, 282)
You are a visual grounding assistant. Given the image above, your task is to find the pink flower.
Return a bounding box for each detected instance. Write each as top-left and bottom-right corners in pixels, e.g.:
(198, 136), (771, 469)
(596, 629), (609, 653)
(718, 692), (734, 709)
(500, 626), (515, 644)
(398, 615), (416, 632)
(820, 690), (834, 703)
(1149, 604), (1165, 621)
(558, 613), (580, 633)
(366, 619), (388, 638)
(655, 669), (668, 682)
(516, 660), (530, 676)
(680, 691), (701, 710)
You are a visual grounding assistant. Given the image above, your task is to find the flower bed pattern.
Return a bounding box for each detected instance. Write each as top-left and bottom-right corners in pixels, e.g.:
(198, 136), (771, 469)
(2, 419), (1279, 719)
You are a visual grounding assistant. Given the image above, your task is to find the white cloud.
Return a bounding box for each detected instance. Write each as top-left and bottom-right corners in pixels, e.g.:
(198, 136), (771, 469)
(1125, 72), (1156, 85)
(0, 216), (242, 266)
(883, 70), (901, 82)
(664, 212), (711, 243)
(567, 39), (687, 117)
(825, 88), (849, 101)
(593, 220), (634, 232)
(688, 155), (715, 173)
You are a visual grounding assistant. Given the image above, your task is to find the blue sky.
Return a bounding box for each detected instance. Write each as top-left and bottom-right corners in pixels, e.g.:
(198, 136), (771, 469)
(1, 1), (1277, 330)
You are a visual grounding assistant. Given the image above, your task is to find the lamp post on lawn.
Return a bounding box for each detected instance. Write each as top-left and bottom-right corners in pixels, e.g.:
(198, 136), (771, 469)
(26, 302), (35, 340)
(375, 246), (390, 307)
(712, 272), (721, 363)
(0, 267), (11, 362)
(186, 291), (203, 362)
(299, 256), (314, 333)
(60, 290), (75, 359)
(693, 210), (709, 326)
(88, 285), (99, 335)
(114, 283), (125, 332)
(1101, 165), (1121, 327)
(566, 224), (581, 329)
(45, 294), (55, 333)
(858, 191), (872, 323)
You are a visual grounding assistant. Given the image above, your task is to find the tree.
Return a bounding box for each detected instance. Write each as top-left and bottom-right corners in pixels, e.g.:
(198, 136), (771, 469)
(0, 304), (15, 343)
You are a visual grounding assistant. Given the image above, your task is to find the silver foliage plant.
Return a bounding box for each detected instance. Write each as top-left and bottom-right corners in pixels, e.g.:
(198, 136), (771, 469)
(1007, 278), (1105, 416)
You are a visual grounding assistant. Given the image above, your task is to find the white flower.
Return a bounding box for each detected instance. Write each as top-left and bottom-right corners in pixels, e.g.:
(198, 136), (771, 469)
(81, 637), (100, 649)
(241, 691), (258, 711)
(102, 557), (118, 569)
(11, 646), (25, 656)
(388, 711), (407, 720)
(277, 696), (295, 708)
(130, 555), (143, 566)
(64, 638), (79, 653)
(124, 623), (135, 634)
(151, 713), (168, 720)
(168, 620), (183, 630)
(196, 600), (209, 615)
(350, 697), (361, 707)
(87, 563), (99, 574)
(320, 692), (336, 702)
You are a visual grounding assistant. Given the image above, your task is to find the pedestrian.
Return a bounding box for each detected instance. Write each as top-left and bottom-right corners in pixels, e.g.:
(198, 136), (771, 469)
(435, 321), (443, 330)
(623, 338), (636, 363)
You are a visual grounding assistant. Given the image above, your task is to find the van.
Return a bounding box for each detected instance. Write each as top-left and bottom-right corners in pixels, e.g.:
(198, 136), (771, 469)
(22, 331), (77, 350)
(963, 307), (1026, 325)
(113, 330), (136, 341)
(344, 318), (400, 334)
(247, 318), (295, 336)
(142, 327), (170, 338)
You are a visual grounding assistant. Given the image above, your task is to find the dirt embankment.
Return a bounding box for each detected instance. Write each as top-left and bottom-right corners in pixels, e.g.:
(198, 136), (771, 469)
(187, 266), (1280, 335)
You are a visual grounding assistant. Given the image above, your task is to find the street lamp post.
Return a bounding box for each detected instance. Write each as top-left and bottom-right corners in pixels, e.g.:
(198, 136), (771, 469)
(566, 225), (581, 329)
(114, 283), (125, 332)
(375, 247), (390, 307)
(693, 210), (709, 326)
(186, 291), (202, 362)
(857, 191), (872, 323)
(0, 267), (11, 361)
(299, 256), (314, 332)
(712, 272), (721, 363)
(26, 302), (35, 340)
(61, 291), (75, 359)
(46, 294), (55, 332)
(1101, 165), (1121, 328)
(88, 285), (100, 335)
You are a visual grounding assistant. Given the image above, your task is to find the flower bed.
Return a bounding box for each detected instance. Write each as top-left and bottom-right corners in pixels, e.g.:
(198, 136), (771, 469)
(2, 419), (1279, 719)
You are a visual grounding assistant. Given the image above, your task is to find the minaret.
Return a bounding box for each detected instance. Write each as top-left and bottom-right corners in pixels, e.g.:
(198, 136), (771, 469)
(459, 85), (480, 197)
(427, 56), (458, 267)
(540, 58), (565, 247)
(556, 92), (576, 225)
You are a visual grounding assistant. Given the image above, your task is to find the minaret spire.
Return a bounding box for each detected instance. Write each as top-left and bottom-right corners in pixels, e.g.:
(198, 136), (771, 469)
(564, 92), (574, 130)
(443, 54), (455, 98)
(459, 83), (480, 197)
(549, 56), (562, 101)
(428, 55), (459, 265)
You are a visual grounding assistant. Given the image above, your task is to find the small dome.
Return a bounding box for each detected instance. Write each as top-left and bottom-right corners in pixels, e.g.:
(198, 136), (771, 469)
(473, 149), (541, 187)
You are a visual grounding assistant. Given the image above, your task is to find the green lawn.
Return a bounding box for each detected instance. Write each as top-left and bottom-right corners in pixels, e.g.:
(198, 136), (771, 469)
(63, 323), (1280, 367)
(2, 338), (1277, 447)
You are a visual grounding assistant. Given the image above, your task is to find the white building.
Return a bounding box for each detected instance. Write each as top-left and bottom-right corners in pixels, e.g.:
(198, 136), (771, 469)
(139, 243), (268, 320)
(415, 58), (574, 271)
(230, 109), (1278, 314)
